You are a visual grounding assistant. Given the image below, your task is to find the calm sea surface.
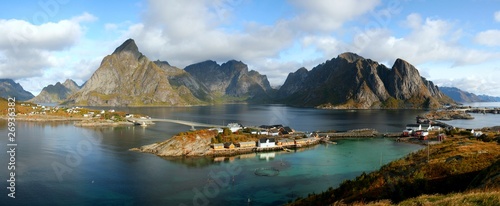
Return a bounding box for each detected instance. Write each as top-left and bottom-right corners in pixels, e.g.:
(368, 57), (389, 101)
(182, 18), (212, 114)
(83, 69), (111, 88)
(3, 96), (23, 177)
(1, 104), (496, 205)
(446, 102), (500, 129)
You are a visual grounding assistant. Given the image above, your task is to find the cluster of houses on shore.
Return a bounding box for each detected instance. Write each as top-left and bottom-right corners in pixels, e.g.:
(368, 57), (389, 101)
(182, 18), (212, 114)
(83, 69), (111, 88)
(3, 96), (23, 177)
(402, 120), (483, 140)
(211, 123), (320, 151)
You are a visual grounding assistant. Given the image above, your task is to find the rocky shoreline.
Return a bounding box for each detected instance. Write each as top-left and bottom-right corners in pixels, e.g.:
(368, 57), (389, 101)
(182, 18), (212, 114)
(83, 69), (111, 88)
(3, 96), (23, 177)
(423, 110), (474, 120)
(73, 119), (134, 127)
(131, 129), (324, 158)
(0, 115), (86, 122)
(0, 114), (134, 127)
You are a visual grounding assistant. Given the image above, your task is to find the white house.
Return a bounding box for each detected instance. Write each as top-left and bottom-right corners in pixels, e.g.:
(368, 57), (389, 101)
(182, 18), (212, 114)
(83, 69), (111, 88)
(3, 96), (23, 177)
(269, 129), (280, 136)
(406, 124), (432, 131)
(227, 123), (242, 133)
(258, 138), (276, 148)
(210, 128), (224, 133)
(473, 131), (483, 137)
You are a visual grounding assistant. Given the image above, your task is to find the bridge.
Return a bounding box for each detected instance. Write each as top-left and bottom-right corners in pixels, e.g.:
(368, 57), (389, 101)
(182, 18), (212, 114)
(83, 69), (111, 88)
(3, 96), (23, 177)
(128, 118), (224, 130)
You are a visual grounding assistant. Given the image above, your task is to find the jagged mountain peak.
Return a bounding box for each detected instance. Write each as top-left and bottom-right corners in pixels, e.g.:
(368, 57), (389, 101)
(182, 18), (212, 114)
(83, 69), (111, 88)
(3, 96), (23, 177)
(184, 59), (273, 101)
(0, 79), (34, 101)
(112, 38), (142, 59)
(278, 53), (453, 109)
(390, 58), (423, 80)
(338, 52), (365, 63)
(153, 60), (170, 66)
(30, 79), (81, 103)
(296, 67), (309, 73)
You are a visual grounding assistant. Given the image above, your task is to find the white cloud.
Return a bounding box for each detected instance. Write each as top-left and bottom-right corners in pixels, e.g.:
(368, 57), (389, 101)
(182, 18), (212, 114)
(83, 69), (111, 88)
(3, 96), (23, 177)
(475, 30), (500, 46)
(122, 0), (295, 69)
(0, 13), (96, 80)
(433, 76), (500, 97)
(346, 14), (497, 66)
(288, 0), (381, 31)
(495, 11), (500, 22)
(122, 0), (382, 73)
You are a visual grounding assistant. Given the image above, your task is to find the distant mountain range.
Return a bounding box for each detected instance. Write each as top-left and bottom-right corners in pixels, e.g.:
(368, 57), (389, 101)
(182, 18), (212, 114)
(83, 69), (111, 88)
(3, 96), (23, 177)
(64, 39), (276, 106)
(0, 79), (34, 101)
(29, 79), (81, 103)
(439, 86), (500, 103)
(2, 38), (475, 108)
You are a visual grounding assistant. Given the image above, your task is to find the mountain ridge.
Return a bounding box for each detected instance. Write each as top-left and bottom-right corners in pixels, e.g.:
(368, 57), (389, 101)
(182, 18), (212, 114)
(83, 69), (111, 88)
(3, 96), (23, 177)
(277, 52), (453, 109)
(64, 39), (275, 106)
(22, 39), (458, 108)
(0, 79), (34, 101)
(30, 79), (81, 103)
(440, 86), (500, 103)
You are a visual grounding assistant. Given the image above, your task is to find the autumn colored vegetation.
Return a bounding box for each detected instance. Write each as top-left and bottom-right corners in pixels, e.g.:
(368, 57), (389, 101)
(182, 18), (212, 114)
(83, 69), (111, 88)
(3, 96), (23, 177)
(289, 136), (500, 205)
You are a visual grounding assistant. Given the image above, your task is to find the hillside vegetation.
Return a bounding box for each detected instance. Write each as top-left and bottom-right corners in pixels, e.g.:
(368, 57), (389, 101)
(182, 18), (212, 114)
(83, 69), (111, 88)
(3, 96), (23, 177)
(290, 136), (500, 205)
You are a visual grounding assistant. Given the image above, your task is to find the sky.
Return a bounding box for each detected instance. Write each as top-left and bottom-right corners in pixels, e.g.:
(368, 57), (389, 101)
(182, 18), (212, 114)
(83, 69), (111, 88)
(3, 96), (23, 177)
(0, 0), (499, 96)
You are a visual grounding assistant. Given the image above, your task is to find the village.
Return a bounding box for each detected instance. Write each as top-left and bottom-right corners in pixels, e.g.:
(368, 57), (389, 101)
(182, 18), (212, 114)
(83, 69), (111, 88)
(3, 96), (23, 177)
(397, 115), (490, 145)
(206, 113), (497, 157)
(209, 123), (326, 156)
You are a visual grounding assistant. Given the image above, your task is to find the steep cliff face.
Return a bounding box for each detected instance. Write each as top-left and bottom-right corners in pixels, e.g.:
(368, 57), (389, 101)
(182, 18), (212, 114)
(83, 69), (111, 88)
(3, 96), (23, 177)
(278, 52), (453, 109)
(65, 39), (204, 106)
(153, 60), (213, 102)
(0, 79), (34, 101)
(30, 79), (80, 103)
(185, 60), (274, 101)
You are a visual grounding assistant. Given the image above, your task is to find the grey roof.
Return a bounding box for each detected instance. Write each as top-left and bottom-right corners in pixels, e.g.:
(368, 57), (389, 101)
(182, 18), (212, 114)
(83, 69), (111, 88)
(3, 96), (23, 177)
(259, 138), (275, 143)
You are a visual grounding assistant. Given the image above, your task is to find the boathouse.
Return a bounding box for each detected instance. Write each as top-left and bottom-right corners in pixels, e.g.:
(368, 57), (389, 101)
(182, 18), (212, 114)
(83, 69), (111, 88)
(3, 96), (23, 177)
(258, 138), (276, 148)
(406, 124), (432, 131)
(277, 139), (295, 146)
(236, 141), (256, 148)
(224, 142), (235, 149)
(212, 143), (224, 150)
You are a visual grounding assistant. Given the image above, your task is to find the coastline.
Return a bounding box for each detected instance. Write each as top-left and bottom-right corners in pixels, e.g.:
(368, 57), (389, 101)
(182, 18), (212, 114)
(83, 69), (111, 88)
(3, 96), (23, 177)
(0, 115), (86, 122)
(0, 115), (134, 127)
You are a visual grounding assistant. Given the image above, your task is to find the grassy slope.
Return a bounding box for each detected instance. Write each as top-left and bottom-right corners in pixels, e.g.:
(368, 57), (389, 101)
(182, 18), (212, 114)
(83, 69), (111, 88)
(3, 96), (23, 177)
(290, 137), (500, 205)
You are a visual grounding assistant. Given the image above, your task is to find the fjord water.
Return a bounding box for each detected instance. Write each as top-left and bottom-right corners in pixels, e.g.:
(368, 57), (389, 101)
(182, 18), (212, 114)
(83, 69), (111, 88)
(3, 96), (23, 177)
(2, 105), (431, 205)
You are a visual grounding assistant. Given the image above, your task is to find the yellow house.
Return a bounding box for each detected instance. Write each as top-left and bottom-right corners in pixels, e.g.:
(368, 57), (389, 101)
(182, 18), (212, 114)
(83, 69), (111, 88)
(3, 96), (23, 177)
(224, 142), (235, 149)
(236, 141), (256, 148)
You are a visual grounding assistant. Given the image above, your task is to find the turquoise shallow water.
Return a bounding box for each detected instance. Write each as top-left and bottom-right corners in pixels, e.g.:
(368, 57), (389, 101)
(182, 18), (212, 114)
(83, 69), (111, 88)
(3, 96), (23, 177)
(1, 105), (427, 205)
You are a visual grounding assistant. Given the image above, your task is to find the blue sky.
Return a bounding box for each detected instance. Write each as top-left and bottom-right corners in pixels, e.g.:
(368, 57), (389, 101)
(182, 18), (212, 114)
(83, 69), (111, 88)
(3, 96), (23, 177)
(1, 0), (499, 96)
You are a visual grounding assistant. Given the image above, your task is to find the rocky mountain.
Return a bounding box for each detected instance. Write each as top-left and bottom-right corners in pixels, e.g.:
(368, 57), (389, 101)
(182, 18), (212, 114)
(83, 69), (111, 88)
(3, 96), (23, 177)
(30, 79), (81, 103)
(0, 79), (34, 101)
(65, 39), (208, 106)
(184, 60), (274, 102)
(477, 95), (500, 102)
(439, 87), (483, 103)
(278, 52), (453, 109)
(440, 87), (500, 102)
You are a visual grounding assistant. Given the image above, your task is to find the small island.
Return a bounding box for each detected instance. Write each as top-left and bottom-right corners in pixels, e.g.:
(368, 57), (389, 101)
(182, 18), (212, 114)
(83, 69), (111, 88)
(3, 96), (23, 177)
(131, 124), (324, 157)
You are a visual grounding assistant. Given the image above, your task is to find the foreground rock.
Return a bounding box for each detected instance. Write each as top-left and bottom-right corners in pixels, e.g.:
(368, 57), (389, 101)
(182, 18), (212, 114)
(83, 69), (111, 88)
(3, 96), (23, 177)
(133, 130), (218, 156)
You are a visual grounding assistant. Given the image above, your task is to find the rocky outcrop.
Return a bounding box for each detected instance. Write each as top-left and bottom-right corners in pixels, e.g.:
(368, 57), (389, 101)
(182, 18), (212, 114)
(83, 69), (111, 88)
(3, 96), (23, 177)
(30, 79), (81, 103)
(185, 60), (274, 102)
(0, 79), (34, 101)
(65, 39), (205, 106)
(278, 52), (454, 109)
(135, 130), (218, 156)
